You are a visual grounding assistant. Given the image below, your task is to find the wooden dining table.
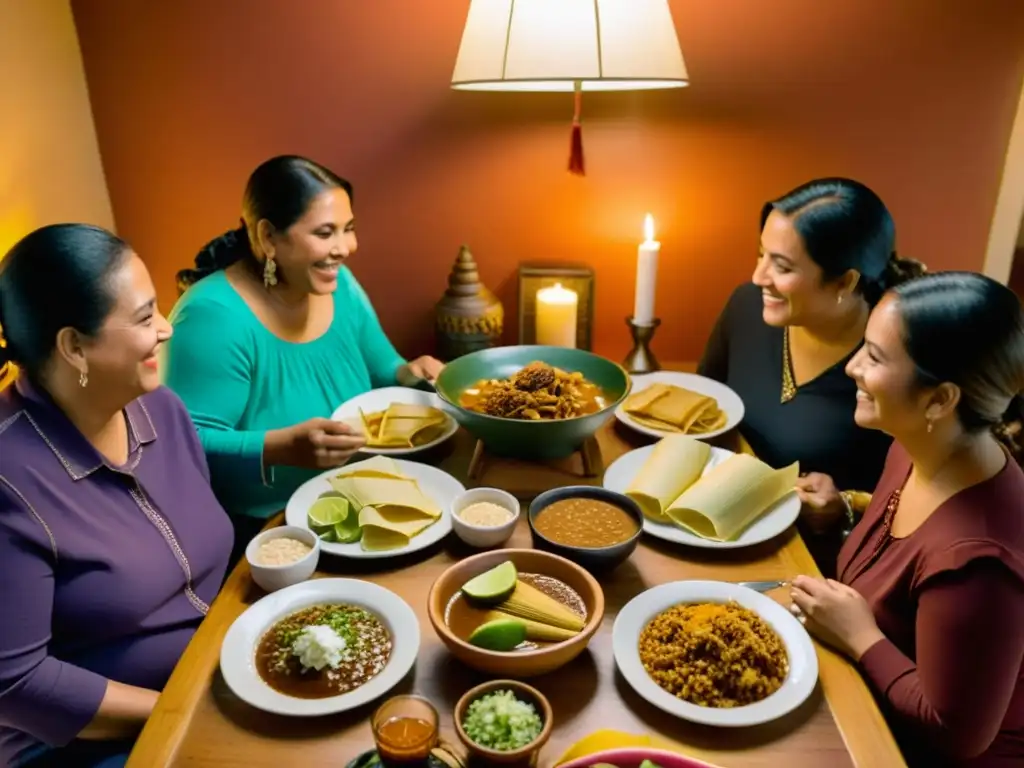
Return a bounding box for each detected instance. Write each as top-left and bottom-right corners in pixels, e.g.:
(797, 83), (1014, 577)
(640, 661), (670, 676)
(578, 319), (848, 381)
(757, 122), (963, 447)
(127, 367), (906, 768)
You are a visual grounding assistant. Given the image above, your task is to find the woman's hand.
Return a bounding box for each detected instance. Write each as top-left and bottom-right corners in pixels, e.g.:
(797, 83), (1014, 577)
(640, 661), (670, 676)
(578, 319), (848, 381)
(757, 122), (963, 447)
(790, 576), (884, 660)
(796, 472), (846, 534)
(398, 356), (445, 385)
(264, 418), (366, 470)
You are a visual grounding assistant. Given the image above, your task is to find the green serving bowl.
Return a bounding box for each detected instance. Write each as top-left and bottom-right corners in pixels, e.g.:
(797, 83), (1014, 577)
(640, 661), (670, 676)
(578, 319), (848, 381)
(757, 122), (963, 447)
(434, 345), (631, 460)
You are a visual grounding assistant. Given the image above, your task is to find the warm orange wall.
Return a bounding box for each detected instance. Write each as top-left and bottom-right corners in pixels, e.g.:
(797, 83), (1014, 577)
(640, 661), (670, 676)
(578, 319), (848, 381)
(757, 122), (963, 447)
(70, 0), (1024, 362)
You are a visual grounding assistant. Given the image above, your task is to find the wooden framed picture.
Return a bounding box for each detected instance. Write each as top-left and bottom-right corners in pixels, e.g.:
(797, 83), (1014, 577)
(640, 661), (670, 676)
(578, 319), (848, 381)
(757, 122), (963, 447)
(517, 264), (595, 350)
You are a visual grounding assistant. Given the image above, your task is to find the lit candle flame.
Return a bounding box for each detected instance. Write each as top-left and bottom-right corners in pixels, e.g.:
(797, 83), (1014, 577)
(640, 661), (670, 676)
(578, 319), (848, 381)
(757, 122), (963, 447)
(643, 213), (656, 243)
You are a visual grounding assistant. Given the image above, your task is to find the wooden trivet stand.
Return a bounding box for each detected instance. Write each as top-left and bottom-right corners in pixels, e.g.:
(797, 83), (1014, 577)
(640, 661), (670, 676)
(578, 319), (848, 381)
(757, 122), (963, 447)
(466, 436), (604, 495)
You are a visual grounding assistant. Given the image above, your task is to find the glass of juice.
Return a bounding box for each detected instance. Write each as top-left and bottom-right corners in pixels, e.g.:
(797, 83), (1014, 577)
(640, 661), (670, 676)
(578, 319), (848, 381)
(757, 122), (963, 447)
(372, 695), (439, 764)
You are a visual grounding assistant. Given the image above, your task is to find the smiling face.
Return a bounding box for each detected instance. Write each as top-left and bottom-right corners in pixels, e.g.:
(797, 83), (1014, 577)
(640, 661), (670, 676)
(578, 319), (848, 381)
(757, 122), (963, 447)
(263, 187), (357, 295)
(753, 209), (849, 328)
(846, 294), (944, 436)
(69, 252), (172, 403)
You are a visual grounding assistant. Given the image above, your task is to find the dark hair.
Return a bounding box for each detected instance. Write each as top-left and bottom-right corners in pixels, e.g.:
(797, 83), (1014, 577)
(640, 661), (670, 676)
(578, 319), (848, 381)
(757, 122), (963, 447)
(176, 155), (353, 290)
(892, 272), (1024, 464)
(762, 177), (926, 304)
(0, 224), (130, 381)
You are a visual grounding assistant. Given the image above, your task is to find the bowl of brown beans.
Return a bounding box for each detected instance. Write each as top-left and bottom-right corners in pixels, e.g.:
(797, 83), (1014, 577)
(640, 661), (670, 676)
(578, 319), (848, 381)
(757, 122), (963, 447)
(528, 486), (643, 572)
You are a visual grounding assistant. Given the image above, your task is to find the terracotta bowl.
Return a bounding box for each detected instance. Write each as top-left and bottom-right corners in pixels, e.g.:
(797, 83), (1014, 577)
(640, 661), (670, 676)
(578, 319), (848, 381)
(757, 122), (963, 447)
(427, 548), (604, 678)
(454, 679), (553, 765)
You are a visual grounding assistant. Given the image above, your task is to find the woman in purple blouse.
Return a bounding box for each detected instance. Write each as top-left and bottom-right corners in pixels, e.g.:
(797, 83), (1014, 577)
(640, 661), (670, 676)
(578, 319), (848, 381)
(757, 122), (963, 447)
(0, 225), (233, 767)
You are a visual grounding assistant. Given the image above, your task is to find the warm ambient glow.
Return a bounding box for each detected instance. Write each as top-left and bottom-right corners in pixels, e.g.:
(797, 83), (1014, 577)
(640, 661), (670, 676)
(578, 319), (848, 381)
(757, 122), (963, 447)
(451, 0), (688, 92)
(644, 213), (657, 243)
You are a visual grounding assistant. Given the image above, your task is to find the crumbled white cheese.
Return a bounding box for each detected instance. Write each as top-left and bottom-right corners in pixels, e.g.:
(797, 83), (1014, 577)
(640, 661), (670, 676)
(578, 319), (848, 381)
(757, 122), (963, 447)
(291, 625), (347, 671)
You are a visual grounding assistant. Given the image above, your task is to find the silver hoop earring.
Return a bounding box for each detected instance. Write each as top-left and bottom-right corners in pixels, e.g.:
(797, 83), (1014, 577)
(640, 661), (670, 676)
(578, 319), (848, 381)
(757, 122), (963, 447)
(78, 371), (88, 388)
(263, 257), (278, 288)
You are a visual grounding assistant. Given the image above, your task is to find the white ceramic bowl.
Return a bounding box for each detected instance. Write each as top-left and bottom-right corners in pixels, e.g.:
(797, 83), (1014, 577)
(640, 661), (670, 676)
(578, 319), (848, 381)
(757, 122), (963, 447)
(245, 525), (320, 593)
(450, 487), (520, 548)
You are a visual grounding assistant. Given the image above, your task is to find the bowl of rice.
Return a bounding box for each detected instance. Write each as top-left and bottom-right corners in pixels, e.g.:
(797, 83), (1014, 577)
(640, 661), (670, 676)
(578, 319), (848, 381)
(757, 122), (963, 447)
(450, 487), (520, 549)
(454, 679), (553, 764)
(245, 525), (321, 593)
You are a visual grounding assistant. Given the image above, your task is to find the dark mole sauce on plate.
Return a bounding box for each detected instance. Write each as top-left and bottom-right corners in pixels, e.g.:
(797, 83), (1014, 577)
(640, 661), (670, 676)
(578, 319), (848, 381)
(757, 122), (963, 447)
(255, 603), (392, 699)
(444, 572), (587, 651)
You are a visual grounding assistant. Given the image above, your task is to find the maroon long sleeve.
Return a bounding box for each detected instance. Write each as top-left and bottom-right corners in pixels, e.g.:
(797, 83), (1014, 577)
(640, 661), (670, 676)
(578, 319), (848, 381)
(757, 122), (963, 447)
(859, 560), (1024, 760)
(838, 445), (1024, 767)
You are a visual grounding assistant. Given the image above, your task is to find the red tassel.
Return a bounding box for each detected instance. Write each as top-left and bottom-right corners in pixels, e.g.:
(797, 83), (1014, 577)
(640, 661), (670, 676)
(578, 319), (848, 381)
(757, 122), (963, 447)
(568, 81), (585, 176)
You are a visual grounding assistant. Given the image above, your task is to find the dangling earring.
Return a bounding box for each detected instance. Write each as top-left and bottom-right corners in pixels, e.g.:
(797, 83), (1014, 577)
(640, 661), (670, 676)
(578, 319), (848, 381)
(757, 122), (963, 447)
(78, 370), (88, 388)
(836, 293), (844, 305)
(263, 256), (278, 288)
(926, 418), (933, 434)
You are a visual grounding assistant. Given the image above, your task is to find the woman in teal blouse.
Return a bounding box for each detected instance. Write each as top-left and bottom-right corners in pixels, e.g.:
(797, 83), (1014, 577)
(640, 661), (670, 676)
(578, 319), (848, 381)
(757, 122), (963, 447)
(162, 156), (442, 553)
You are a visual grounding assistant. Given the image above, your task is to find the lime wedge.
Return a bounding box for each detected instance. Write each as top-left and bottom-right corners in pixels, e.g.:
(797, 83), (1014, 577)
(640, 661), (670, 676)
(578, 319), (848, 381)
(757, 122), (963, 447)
(333, 517), (362, 544)
(467, 617), (527, 651)
(308, 495), (350, 533)
(461, 560), (517, 604)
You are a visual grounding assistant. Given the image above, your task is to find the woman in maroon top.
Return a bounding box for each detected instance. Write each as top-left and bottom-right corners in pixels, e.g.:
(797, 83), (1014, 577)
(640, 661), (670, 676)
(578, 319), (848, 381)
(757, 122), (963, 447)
(791, 272), (1024, 767)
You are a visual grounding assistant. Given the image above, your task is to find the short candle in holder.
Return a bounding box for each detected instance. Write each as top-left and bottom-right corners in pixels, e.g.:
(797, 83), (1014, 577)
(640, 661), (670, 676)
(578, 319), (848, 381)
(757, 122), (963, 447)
(535, 282), (578, 348)
(633, 213), (660, 325)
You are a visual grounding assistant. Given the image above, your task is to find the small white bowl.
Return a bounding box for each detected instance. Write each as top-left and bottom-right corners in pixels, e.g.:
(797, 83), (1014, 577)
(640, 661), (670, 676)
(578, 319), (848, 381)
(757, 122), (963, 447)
(450, 487), (520, 548)
(245, 525), (320, 592)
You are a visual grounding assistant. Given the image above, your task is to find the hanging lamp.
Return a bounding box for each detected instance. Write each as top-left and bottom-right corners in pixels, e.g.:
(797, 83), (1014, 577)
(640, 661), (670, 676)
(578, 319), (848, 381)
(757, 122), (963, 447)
(451, 0), (688, 175)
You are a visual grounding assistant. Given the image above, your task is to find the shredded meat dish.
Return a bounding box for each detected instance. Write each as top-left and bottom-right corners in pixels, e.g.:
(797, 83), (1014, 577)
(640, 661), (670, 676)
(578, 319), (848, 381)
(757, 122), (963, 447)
(459, 362), (606, 420)
(638, 602), (789, 708)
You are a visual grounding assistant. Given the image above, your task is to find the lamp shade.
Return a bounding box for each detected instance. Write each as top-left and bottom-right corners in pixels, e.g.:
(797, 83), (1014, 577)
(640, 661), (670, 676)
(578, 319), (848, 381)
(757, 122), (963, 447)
(451, 0), (688, 92)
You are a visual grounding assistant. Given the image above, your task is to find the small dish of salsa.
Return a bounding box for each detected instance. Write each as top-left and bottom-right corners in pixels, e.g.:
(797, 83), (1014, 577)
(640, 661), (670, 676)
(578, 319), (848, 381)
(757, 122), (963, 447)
(528, 488), (644, 571)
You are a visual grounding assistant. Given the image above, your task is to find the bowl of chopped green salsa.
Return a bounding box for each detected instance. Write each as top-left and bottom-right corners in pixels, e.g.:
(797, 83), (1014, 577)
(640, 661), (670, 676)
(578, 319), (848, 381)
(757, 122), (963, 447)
(454, 679), (553, 764)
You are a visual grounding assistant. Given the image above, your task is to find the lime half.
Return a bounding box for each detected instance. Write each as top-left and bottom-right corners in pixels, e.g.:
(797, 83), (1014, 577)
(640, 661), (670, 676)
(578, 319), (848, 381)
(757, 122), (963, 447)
(308, 495), (350, 536)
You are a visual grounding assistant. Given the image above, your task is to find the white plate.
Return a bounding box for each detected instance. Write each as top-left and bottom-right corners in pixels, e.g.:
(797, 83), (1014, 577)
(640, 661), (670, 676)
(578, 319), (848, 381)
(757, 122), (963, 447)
(614, 372), (744, 440)
(220, 578), (420, 716)
(331, 386), (458, 456)
(284, 458), (464, 559)
(603, 443), (800, 549)
(613, 580), (818, 727)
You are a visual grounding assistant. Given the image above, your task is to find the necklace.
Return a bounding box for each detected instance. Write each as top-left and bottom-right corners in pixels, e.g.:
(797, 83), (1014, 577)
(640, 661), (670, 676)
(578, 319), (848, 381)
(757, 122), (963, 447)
(781, 328), (797, 403)
(843, 487), (902, 584)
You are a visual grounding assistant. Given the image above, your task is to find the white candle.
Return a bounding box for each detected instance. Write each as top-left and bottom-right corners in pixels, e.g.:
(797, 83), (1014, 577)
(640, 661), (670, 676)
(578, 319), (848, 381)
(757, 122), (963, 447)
(633, 213), (660, 324)
(535, 283), (578, 348)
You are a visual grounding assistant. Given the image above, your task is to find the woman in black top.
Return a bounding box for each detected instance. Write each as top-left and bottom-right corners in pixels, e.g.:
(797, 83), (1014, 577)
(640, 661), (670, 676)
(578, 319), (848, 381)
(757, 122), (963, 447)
(699, 178), (925, 568)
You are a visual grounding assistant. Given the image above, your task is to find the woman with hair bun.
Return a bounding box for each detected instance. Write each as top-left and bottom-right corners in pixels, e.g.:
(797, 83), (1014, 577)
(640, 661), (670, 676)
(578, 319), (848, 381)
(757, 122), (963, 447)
(162, 156), (443, 556)
(699, 177), (926, 569)
(791, 272), (1024, 767)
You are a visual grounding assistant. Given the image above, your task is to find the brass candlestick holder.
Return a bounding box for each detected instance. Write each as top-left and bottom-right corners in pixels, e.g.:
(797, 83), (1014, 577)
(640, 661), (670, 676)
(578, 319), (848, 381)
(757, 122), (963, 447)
(623, 317), (661, 374)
